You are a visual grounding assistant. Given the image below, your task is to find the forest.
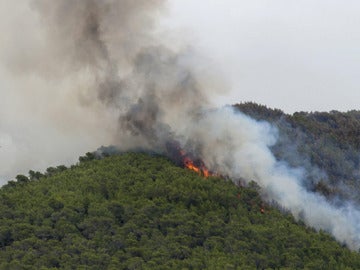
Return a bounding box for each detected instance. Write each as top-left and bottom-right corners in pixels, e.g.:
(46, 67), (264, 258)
(235, 103), (360, 204)
(1, 151), (360, 269)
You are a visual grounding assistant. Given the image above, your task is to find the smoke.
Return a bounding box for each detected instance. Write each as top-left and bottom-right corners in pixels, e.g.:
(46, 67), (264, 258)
(186, 107), (360, 250)
(1, 0), (360, 250)
(0, 1), (121, 180)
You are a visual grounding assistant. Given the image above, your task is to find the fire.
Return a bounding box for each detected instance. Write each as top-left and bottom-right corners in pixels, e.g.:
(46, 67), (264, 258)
(180, 151), (211, 177)
(165, 141), (214, 178)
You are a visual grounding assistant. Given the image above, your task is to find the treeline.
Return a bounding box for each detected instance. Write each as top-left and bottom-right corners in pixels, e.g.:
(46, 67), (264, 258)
(1, 153), (360, 269)
(235, 102), (360, 202)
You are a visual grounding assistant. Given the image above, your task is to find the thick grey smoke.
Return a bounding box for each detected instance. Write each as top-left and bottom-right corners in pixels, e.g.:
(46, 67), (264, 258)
(187, 108), (360, 250)
(26, 0), (211, 151)
(0, 0), (209, 179)
(1, 0), (360, 250)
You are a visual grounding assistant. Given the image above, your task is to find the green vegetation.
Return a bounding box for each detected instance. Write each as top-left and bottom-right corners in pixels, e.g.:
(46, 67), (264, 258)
(1, 152), (360, 269)
(235, 102), (360, 202)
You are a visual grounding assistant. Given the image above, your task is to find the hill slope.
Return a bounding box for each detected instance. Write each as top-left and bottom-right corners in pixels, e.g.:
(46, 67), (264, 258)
(1, 153), (360, 269)
(235, 102), (360, 203)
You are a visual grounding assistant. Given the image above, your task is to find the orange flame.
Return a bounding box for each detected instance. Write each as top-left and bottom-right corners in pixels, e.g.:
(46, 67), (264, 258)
(181, 152), (212, 178)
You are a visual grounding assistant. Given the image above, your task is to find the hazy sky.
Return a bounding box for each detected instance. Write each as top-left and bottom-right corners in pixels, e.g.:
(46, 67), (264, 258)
(1, 0), (360, 182)
(165, 0), (360, 113)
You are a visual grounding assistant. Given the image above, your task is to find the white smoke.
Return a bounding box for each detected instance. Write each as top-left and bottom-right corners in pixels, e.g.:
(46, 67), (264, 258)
(181, 107), (360, 250)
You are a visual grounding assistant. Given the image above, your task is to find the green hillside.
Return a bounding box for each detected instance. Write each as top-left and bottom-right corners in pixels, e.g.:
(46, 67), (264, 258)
(1, 153), (360, 269)
(235, 102), (360, 202)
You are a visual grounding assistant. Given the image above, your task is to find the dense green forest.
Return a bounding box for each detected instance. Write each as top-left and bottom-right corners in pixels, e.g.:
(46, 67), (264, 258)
(1, 152), (360, 269)
(235, 103), (360, 203)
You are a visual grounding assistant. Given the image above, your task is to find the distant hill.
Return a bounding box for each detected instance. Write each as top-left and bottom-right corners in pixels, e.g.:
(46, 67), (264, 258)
(235, 102), (360, 203)
(1, 152), (360, 269)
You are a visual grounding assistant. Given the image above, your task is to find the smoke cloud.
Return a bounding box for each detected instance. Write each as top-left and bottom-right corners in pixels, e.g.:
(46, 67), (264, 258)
(1, 0), (360, 250)
(188, 107), (360, 250)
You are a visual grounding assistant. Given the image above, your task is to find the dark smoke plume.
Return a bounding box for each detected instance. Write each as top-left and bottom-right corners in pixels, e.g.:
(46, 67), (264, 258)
(29, 0), (209, 153)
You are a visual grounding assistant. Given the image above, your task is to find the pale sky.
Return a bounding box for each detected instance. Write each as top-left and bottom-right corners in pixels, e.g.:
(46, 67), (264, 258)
(165, 0), (360, 113)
